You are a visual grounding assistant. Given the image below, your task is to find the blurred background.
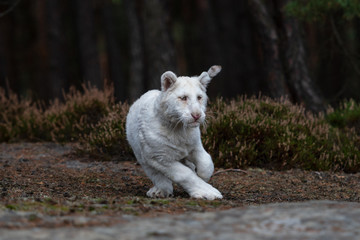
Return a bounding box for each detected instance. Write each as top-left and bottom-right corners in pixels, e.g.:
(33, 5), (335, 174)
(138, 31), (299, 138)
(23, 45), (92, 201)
(0, 0), (359, 112)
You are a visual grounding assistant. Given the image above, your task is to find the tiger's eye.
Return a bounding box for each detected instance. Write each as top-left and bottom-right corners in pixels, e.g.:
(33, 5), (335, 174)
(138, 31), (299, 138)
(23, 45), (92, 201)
(179, 96), (188, 101)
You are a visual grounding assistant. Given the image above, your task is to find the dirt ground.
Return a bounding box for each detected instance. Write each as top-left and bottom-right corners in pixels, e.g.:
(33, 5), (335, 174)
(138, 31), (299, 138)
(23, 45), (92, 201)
(1, 143), (360, 228)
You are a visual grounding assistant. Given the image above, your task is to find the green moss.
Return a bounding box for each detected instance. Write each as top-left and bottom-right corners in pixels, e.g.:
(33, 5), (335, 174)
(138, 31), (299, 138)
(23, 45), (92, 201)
(3, 201), (70, 214)
(186, 201), (199, 206)
(150, 199), (170, 205)
(121, 207), (140, 215)
(209, 200), (222, 207)
(5, 204), (17, 210)
(28, 213), (40, 222)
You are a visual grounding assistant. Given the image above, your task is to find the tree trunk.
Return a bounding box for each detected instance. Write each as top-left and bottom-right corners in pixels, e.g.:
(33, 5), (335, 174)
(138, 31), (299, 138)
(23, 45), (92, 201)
(141, 0), (177, 90)
(31, 0), (50, 100)
(46, 0), (66, 100)
(0, 28), (7, 91)
(214, 0), (262, 96)
(281, 9), (325, 112)
(102, 1), (125, 101)
(248, 0), (325, 112)
(0, 8), (17, 93)
(75, 0), (102, 89)
(190, 0), (223, 96)
(124, 0), (145, 102)
(248, 0), (289, 99)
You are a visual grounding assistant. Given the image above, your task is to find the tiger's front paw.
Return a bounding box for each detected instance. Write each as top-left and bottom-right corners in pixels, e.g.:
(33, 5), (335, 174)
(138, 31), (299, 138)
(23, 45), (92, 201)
(147, 186), (173, 198)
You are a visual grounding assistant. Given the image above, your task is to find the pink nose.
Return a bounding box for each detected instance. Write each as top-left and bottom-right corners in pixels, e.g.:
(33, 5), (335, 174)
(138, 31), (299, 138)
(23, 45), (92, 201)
(191, 113), (201, 121)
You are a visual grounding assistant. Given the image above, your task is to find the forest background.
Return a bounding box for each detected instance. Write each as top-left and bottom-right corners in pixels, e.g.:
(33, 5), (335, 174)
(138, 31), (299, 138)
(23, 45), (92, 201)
(1, 0), (360, 112)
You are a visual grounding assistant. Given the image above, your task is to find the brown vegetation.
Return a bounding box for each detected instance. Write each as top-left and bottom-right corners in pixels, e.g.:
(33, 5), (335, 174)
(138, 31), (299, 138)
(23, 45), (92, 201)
(0, 85), (360, 172)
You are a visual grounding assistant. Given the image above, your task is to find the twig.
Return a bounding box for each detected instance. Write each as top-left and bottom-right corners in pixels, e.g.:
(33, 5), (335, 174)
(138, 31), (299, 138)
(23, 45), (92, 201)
(213, 169), (247, 176)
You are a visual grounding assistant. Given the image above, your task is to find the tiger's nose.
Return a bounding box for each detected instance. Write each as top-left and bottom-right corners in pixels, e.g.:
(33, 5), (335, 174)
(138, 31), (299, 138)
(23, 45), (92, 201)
(191, 113), (201, 121)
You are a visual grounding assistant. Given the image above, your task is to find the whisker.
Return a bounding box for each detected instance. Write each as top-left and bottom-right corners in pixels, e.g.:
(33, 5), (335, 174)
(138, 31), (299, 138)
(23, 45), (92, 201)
(169, 116), (183, 134)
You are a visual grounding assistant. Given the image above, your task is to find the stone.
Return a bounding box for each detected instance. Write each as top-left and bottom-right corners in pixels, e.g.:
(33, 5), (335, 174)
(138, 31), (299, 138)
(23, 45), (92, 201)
(0, 201), (359, 240)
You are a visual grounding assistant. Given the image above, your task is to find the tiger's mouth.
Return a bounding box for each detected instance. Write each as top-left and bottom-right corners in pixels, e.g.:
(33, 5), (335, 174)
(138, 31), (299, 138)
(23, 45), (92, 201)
(188, 120), (201, 128)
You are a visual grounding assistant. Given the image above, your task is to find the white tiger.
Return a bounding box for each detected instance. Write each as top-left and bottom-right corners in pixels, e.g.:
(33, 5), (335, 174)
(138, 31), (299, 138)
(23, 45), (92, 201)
(126, 66), (222, 200)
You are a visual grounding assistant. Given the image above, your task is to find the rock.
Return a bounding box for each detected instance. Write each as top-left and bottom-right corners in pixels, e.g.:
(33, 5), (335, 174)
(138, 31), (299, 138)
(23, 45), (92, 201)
(0, 201), (360, 239)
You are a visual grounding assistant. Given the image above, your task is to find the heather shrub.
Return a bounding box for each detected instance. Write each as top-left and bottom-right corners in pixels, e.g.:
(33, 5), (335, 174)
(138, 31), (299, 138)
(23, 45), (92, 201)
(77, 102), (132, 159)
(44, 84), (114, 142)
(203, 97), (360, 172)
(1, 85), (360, 171)
(0, 84), (114, 142)
(0, 88), (46, 142)
(326, 99), (360, 134)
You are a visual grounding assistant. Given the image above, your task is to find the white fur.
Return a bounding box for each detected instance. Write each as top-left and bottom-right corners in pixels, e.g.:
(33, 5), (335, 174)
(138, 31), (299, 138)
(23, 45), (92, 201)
(126, 65), (222, 200)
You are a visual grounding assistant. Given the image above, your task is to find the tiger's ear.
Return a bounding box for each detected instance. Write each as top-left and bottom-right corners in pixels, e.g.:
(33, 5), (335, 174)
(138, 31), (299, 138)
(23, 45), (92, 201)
(208, 65), (222, 78)
(161, 71), (177, 91)
(198, 65), (222, 88)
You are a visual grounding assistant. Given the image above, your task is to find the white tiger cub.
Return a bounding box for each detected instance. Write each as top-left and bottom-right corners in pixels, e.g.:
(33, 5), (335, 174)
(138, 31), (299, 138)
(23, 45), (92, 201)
(126, 66), (222, 200)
